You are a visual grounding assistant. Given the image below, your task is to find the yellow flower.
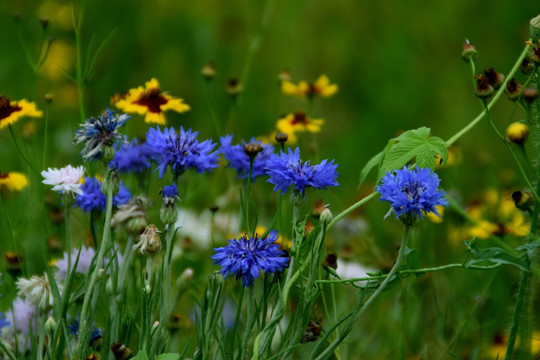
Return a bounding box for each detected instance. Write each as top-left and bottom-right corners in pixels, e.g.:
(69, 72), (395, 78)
(281, 74), (338, 98)
(426, 205), (445, 224)
(0, 172), (29, 192)
(0, 96), (42, 129)
(114, 78), (190, 125)
(276, 111), (324, 143)
(254, 225), (292, 250)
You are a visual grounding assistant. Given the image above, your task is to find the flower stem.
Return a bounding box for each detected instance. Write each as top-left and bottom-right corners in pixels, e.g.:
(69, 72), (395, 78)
(41, 104), (50, 170)
(8, 125), (37, 175)
(76, 182), (114, 358)
(0, 340), (17, 360)
(446, 43), (530, 146)
(65, 201), (72, 278)
(241, 286), (255, 360)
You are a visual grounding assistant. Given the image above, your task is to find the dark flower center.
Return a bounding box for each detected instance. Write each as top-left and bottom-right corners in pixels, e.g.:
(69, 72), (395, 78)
(133, 88), (168, 114)
(401, 181), (422, 201)
(291, 111), (308, 125)
(0, 95), (22, 122)
(307, 84), (318, 96)
(0, 172), (9, 179)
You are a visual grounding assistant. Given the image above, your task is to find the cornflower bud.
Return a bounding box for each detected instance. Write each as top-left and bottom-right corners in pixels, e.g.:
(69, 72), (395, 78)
(520, 57), (534, 75)
(244, 143), (263, 158)
(323, 253), (338, 270)
(44, 93), (54, 104)
(506, 122), (529, 145)
(160, 184), (180, 225)
(522, 86), (539, 103)
(133, 224), (162, 256)
(39, 18), (49, 30)
(320, 208), (334, 225)
(111, 342), (132, 360)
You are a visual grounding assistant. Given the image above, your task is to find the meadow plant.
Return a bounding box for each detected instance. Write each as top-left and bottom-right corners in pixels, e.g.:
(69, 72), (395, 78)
(1, 4), (540, 360)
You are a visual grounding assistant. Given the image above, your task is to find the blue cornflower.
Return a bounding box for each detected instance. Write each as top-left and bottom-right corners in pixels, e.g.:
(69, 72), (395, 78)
(74, 109), (129, 161)
(211, 230), (289, 287)
(75, 177), (132, 212)
(145, 126), (219, 179)
(111, 139), (151, 173)
(162, 183), (178, 198)
(376, 166), (449, 222)
(265, 147), (339, 195)
(220, 135), (274, 181)
(67, 318), (103, 346)
(0, 312), (9, 332)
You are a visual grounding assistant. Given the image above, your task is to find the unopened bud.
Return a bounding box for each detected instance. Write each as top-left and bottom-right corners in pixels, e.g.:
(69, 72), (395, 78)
(101, 167), (119, 195)
(226, 78), (243, 97)
(39, 18), (49, 29)
(483, 68), (504, 90)
(275, 132), (288, 144)
(45, 316), (56, 334)
(474, 75), (494, 99)
(209, 205), (219, 213)
(320, 208), (333, 225)
(44, 93), (54, 104)
(512, 190), (534, 212)
(278, 68), (292, 82)
(102, 145), (116, 164)
(244, 143), (263, 158)
(506, 78), (523, 101)
(111, 342), (132, 360)
(201, 61), (216, 80)
(290, 190), (307, 206)
(462, 40), (478, 63)
(133, 224), (162, 256)
(506, 122), (529, 144)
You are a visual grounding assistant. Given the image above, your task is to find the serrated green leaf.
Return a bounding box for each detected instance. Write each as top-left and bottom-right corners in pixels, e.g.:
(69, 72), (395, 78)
(376, 127), (448, 181)
(157, 354), (181, 360)
(465, 241), (529, 272)
(133, 350), (149, 360)
(358, 150), (384, 189)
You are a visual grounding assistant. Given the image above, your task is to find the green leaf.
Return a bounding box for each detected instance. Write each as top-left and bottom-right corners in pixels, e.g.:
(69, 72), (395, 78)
(358, 150), (384, 189)
(377, 127), (448, 182)
(157, 354), (181, 360)
(404, 247), (420, 270)
(465, 241), (529, 272)
(132, 350), (149, 360)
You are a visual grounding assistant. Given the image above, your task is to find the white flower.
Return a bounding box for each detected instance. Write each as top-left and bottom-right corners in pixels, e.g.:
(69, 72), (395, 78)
(16, 273), (56, 310)
(41, 165), (85, 196)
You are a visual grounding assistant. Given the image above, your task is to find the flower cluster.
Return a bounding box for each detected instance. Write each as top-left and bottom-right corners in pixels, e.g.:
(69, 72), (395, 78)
(281, 74), (338, 98)
(74, 109), (129, 161)
(265, 147), (339, 195)
(211, 230), (289, 287)
(219, 135), (274, 180)
(145, 126), (219, 178)
(377, 166), (448, 222)
(75, 177), (131, 212)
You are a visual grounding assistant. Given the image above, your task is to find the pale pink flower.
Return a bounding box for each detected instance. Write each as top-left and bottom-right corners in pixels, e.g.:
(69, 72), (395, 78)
(41, 165), (85, 196)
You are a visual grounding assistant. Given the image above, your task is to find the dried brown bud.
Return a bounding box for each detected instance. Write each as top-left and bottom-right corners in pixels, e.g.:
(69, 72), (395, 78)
(201, 61), (217, 80)
(483, 68), (504, 90)
(111, 342), (132, 360)
(506, 78), (523, 101)
(133, 224), (162, 256)
(512, 190), (534, 212)
(209, 204), (219, 213)
(39, 18), (49, 29)
(522, 86), (539, 103)
(44, 93), (54, 104)
(323, 253), (338, 270)
(474, 75), (494, 99)
(244, 143), (263, 158)
(311, 199), (325, 218)
(520, 57), (534, 75)
(462, 40), (478, 63)
(226, 78), (243, 97)
(275, 132), (288, 143)
(301, 320), (323, 343)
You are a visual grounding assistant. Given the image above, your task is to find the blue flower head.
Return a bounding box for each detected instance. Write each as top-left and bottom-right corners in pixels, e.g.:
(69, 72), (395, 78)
(376, 166), (449, 223)
(0, 312), (9, 332)
(111, 139), (151, 173)
(76, 177), (132, 212)
(220, 135), (275, 181)
(145, 126), (219, 179)
(74, 109), (129, 161)
(211, 230), (289, 287)
(265, 147), (339, 195)
(162, 183), (178, 199)
(67, 318), (103, 346)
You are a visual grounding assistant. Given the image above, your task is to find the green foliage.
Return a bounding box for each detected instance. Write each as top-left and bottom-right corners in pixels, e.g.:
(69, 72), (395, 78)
(358, 127), (448, 188)
(465, 239), (530, 272)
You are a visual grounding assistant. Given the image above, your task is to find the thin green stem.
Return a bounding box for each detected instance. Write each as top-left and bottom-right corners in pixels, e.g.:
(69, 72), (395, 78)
(241, 286), (255, 360)
(230, 286), (245, 357)
(9, 125), (38, 175)
(160, 224), (176, 331)
(77, 183), (113, 358)
(447, 43), (530, 146)
(0, 340), (17, 360)
(504, 270), (531, 360)
(42, 105), (50, 170)
(317, 263), (500, 285)
(65, 202), (72, 277)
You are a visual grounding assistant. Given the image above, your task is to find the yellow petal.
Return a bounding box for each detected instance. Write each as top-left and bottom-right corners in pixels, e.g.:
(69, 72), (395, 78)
(281, 81), (299, 95)
(315, 74), (330, 88)
(145, 78), (160, 90)
(321, 84), (338, 97)
(145, 111), (167, 125)
(161, 97), (191, 113)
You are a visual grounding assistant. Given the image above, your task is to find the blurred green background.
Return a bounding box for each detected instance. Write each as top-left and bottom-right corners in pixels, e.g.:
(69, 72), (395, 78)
(1, 0), (540, 358)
